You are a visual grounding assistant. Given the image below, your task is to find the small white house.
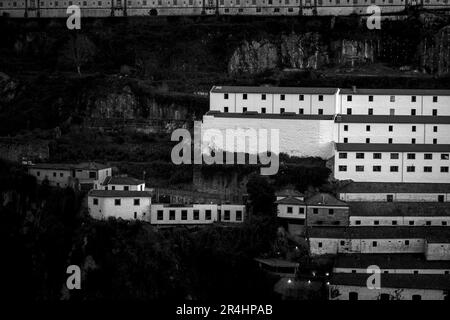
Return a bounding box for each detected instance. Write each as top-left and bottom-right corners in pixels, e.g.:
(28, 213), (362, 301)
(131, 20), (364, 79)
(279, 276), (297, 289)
(28, 162), (112, 188)
(88, 190), (152, 220)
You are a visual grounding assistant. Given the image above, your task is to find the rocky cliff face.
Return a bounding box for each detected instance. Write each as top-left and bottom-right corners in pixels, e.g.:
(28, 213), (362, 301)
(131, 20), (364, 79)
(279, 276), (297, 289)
(228, 33), (330, 75)
(228, 33), (382, 75)
(420, 25), (450, 76)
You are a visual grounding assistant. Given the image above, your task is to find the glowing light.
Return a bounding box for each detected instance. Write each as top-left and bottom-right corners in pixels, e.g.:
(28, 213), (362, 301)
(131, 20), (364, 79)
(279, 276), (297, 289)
(287, 279), (292, 284)
(326, 273), (330, 276)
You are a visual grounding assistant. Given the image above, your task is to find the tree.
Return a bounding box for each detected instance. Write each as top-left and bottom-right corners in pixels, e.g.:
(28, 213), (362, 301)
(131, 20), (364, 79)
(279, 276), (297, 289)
(61, 34), (96, 75)
(246, 174), (276, 216)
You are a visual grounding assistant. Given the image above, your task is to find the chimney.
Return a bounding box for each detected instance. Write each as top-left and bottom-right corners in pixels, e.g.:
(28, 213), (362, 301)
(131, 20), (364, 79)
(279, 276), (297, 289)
(352, 85), (357, 93)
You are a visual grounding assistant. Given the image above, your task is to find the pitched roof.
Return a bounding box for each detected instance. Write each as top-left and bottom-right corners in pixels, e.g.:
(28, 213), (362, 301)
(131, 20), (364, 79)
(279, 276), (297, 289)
(29, 162), (110, 171)
(276, 188), (304, 198)
(338, 182), (450, 194)
(75, 162), (110, 170)
(335, 143), (450, 152)
(275, 196), (306, 205)
(339, 88), (450, 96)
(307, 226), (450, 241)
(331, 273), (450, 290)
(29, 163), (73, 171)
(335, 115), (450, 124)
(205, 112), (334, 120)
(102, 176), (144, 186)
(348, 202), (450, 217)
(88, 190), (152, 198)
(334, 253), (450, 270)
(210, 85), (338, 95)
(306, 193), (348, 207)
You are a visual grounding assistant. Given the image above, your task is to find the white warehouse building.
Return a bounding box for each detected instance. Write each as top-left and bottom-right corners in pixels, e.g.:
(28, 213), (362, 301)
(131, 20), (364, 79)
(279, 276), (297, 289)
(202, 85), (450, 183)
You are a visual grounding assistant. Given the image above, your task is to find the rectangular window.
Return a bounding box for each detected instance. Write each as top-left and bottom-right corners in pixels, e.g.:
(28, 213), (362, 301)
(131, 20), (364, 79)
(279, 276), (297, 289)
(280, 94), (285, 101)
(373, 166), (381, 172)
(339, 165), (347, 172)
(356, 166), (364, 172)
(372, 241), (377, 247)
(261, 108), (266, 114)
(157, 210), (164, 220)
(224, 107), (228, 113)
(193, 210), (199, 220)
(329, 209), (334, 215)
(368, 95), (373, 102)
(411, 138), (416, 144)
(318, 109), (323, 115)
(411, 96), (416, 102)
(124, 186), (129, 191)
(391, 153), (399, 159)
(388, 138), (393, 144)
(299, 208), (304, 214)
(366, 138), (370, 143)
(115, 199), (121, 206)
(355, 220), (361, 225)
(280, 108), (285, 114)
(344, 125), (348, 131)
(374, 220), (379, 225)
(299, 108), (304, 114)
(347, 95), (352, 102)
(438, 195), (444, 202)
(236, 211), (242, 221)
(433, 109), (437, 116)
(93, 198), (98, 205)
(224, 93), (228, 99)
(387, 195), (393, 202)
(318, 95), (323, 101)
(434, 126), (438, 132)
(433, 138), (437, 144)
(433, 96), (438, 103)
(368, 108), (373, 115)
(424, 153), (433, 160)
(373, 153), (381, 159)
(299, 94), (304, 101)
(356, 153), (364, 159)
(313, 208), (319, 214)
(441, 167), (449, 173)
(287, 206), (293, 214)
(442, 154), (449, 160)
(134, 199), (140, 206)
(261, 94), (266, 100)
(224, 210), (230, 221)
(390, 96), (395, 102)
(243, 94), (247, 100)
(412, 125), (416, 132)
(346, 108), (352, 115)
(407, 166), (415, 172)
(407, 153), (415, 160)
(390, 166), (399, 172)
(205, 210), (211, 220)
(169, 210), (175, 220)
(339, 153), (347, 159)
(392, 220), (397, 225)
(424, 166), (433, 172)
(388, 125), (393, 132)
(60, 173), (64, 177)
(366, 125), (371, 132)
(242, 107), (247, 113)
(411, 109), (416, 116)
(181, 210), (188, 220)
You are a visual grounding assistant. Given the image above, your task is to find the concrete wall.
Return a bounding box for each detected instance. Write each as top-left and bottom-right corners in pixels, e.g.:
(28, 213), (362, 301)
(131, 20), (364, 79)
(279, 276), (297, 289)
(201, 115), (335, 158)
(330, 285), (447, 300)
(277, 203), (306, 220)
(426, 242), (450, 261)
(333, 267), (450, 275)
(75, 167), (111, 185)
(349, 216), (450, 227)
(334, 151), (450, 183)
(88, 195), (151, 220)
(210, 91), (336, 115)
(339, 94), (450, 116)
(307, 206), (349, 227)
(28, 167), (72, 187)
(309, 237), (425, 255)
(339, 192), (450, 202)
(336, 123), (450, 144)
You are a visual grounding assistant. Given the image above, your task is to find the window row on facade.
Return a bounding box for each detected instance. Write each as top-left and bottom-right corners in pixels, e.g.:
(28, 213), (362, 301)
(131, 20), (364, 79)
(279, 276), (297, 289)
(338, 152), (450, 160)
(154, 209), (243, 221)
(352, 219), (449, 226)
(338, 165), (450, 173)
